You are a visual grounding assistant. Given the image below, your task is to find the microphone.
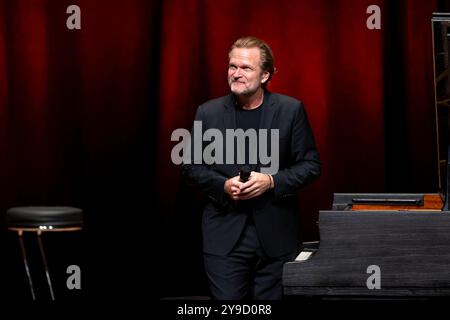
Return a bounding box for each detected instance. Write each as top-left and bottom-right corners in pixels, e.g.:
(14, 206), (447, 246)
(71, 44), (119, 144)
(239, 165), (251, 182)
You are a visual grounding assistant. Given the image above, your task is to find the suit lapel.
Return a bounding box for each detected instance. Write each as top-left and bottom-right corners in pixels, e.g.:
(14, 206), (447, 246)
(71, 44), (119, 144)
(256, 91), (278, 172)
(223, 93), (237, 129)
(258, 91), (277, 131)
(223, 94), (240, 174)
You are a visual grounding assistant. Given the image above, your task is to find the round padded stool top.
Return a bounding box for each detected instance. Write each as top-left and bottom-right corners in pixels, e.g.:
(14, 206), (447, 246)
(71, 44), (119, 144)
(6, 207), (83, 228)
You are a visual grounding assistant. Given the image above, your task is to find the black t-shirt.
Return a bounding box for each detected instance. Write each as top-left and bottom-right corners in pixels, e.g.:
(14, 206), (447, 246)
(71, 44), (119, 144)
(234, 96), (266, 219)
(235, 99), (264, 169)
(236, 103), (263, 131)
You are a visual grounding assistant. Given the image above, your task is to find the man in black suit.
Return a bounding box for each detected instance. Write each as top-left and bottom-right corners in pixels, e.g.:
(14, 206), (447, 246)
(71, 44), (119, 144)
(181, 36), (320, 300)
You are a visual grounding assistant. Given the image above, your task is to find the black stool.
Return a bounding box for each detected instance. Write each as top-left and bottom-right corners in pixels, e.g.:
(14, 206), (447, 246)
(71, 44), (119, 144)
(6, 206), (83, 300)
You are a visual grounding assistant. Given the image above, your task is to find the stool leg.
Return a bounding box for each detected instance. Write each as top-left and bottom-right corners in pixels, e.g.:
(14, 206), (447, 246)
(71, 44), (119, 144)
(17, 231), (36, 300)
(36, 232), (55, 300)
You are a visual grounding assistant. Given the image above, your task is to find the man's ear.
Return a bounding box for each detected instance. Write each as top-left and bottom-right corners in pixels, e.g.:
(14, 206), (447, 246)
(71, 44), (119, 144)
(261, 71), (270, 84)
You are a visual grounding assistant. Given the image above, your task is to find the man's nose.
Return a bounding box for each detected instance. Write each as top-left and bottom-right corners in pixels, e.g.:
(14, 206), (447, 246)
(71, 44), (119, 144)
(233, 68), (242, 77)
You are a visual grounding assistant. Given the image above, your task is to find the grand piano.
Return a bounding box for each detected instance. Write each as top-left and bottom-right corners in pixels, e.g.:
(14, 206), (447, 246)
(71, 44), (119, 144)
(283, 13), (450, 298)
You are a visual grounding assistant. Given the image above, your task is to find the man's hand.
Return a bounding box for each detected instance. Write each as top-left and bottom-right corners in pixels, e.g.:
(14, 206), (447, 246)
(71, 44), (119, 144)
(224, 175), (245, 201)
(238, 172), (272, 200)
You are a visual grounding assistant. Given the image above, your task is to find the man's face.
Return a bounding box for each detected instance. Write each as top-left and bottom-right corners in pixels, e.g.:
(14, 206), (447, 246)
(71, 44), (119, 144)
(228, 47), (270, 96)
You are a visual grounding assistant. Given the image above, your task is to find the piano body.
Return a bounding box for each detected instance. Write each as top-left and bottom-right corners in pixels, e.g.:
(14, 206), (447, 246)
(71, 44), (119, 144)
(283, 13), (450, 298)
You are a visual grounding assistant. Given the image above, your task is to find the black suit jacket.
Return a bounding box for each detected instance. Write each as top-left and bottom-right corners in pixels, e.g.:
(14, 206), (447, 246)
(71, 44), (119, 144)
(182, 91), (320, 257)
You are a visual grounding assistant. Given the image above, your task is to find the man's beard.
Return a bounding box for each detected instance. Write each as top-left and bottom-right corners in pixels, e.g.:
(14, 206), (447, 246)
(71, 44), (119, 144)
(229, 80), (258, 96)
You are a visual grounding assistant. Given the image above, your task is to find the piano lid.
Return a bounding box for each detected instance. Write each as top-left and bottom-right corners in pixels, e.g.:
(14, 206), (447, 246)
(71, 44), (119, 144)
(432, 13), (450, 210)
